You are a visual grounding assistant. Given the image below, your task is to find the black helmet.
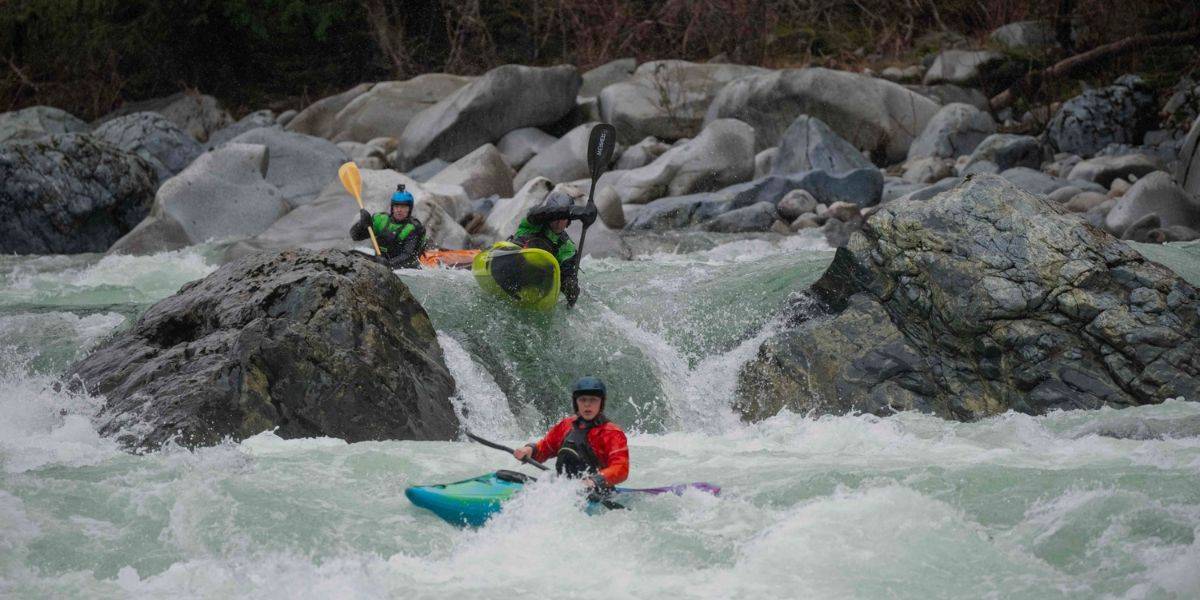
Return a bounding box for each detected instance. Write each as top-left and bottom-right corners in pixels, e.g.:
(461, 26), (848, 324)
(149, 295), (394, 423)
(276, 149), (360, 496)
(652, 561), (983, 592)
(572, 376), (607, 412)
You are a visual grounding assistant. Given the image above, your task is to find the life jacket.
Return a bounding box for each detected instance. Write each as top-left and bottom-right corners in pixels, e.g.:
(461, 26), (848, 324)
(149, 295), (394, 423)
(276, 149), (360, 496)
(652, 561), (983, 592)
(555, 415), (608, 478)
(510, 219), (577, 266)
(371, 213), (426, 258)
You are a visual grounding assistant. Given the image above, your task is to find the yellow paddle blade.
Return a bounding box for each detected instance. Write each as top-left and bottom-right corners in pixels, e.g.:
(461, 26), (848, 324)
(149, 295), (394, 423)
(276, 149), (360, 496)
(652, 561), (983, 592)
(338, 162), (363, 206)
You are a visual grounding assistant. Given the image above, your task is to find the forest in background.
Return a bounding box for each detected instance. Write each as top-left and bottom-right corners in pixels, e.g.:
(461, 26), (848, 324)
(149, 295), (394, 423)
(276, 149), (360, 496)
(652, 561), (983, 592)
(1, 0), (1197, 121)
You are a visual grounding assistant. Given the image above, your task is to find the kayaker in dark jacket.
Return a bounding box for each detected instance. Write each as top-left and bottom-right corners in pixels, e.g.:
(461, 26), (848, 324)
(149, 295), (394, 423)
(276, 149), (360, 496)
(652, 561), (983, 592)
(513, 377), (629, 490)
(350, 184), (427, 269)
(508, 191), (597, 307)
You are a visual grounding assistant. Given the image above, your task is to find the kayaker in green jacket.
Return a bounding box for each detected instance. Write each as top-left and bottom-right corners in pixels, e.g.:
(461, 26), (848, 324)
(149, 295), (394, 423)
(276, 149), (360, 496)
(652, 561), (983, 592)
(350, 184), (427, 269)
(508, 191), (597, 306)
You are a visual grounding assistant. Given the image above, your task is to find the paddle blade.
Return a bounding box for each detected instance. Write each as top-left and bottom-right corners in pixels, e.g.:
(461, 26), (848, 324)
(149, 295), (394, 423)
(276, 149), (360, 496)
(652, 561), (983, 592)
(338, 162), (363, 202)
(586, 123), (617, 181)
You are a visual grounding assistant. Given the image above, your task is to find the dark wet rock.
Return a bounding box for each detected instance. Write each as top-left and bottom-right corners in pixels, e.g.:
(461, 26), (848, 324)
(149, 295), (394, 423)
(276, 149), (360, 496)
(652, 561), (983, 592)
(0, 134), (157, 254)
(771, 114), (872, 175)
(737, 174), (1200, 421)
(1046, 75), (1156, 158)
(701, 201), (778, 233)
(93, 112), (204, 183)
(966, 134), (1045, 172)
(67, 249), (459, 451)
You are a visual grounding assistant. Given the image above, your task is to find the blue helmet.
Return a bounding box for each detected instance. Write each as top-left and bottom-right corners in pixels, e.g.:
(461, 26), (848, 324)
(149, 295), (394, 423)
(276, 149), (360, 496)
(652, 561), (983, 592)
(391, 184), (414, 206)
(572, 376), (607, 412)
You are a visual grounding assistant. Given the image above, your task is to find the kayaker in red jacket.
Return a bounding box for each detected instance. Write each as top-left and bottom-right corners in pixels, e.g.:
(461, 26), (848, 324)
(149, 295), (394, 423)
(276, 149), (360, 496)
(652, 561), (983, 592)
(513, 376), (629, 490)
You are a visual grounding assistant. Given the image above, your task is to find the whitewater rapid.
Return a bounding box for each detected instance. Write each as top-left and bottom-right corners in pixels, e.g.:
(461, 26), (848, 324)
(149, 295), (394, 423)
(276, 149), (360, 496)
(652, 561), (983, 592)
(2, 239), (1199, 599)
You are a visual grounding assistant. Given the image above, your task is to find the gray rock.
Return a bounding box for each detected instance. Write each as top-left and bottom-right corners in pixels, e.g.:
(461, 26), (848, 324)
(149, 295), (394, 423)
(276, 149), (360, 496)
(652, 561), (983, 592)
(701, 201), (778, 232)
(880, 65), (924, 83)
(398, 64), (581, 169)
(599, 60), (768, 144)
(1084, 198), (1115, 229)
(990, 21), (1057, 50)
(777, 189), (818, 220)
(428, 143), (515, 199)
(893, 177), (961, 203)
(1046, 186), (1082, 204)
(227, 127), (349, 208)
(0, 106), (89, 143)
(1067, 154), (1159, 187)
(1043, 152), (1082, 177)
(1106, 171), (1200, 234)
(883, 179), (927, 203)
(329, 74), (471, 143)
(966, 133), (1044, 171)
(706, 67), (940, 164)
(902, 157), (956, 184)
(100, 92), (233, 143)
(737, 175), (1200, 421)
(276, 110), (298, 128)
(1176, 115), (1200, 196)
(337, 141), (388, 170)
(771, 114), (872, 175)
(286, 83), (374, 139)
(515, 122), (613, 189)
(408, 158), (450, 182)
(579, 58), (636, 97)
(67, 248), (458, 450)
(0, 134), (157, 254)
(207, 110), (277, 148)
(93, 112), (203, 182)
(923, 50), (1005, 86)
(1000, 167), (1072, 196)
(907, 103), (995, 160)
(496, 127), (557, 170)
(616, 136), (671, 171)
(1046, 75), (1156, 158)
(905, 84), (990, 111)
(1064, 191), (1110, 213)
(486, 177), (555, 240)
(599, 119), (755, 206)
(754, 147), (778, 179)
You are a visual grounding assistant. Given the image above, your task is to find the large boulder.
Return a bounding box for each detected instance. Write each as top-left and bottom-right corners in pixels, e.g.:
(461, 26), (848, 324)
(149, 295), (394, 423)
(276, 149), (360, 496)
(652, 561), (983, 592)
(286, 83), (374, 139)
(93, 112), (204, 182)
(922, 50), (1006, 86)
(226, 169), (470, 261)
(771, 114), (873, 175)
(328, 74), (472, 143)
(615, 136), (671, 171)
(485, 177), (555, 240)
(580, 58), (637, 98)
(1067, 154), (1159, 188)
(999, 167), (1074, 196)
(596, 119), (755, 206)
(906, 84), (990, 111)
(1175, 115), (1200, 196)
(0, 134), (157, 254)
(206, 110), (278, 148)
(496, 127), (557, 170)
(515, 122), (615, 189)
(906, 103), (995, 160)
(599, 60), (767, 144)
(0, 106), (89, 143)
(427, 143), (515, 200)
(736, 174), (1200, 421)
(67, 248), (459, 450)
(1105, 171), (1200, 237)
(701, 201), (779, 232)
(225, 128), (348, 208)
(1046, 75), (1156, 158)
(99, 92), (233, 143)
(396, 64), (581, 169)
(964, 133), (1044, 171)
(706, 67), (940, 164)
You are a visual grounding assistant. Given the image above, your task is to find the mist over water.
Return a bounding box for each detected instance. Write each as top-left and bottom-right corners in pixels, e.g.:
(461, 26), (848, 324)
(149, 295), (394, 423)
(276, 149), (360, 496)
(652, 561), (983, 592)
(1, 239), (1198, 599)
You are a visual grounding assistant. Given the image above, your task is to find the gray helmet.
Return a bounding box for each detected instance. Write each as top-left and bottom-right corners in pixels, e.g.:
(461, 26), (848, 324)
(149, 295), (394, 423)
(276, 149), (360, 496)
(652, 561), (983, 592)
(540, 191), (574, 211)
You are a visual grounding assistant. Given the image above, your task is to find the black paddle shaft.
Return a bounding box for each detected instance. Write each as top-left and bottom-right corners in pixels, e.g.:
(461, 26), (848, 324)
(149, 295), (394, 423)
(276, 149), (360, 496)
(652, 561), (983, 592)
(572, 123), (617, 281)
(465, 430), (549, 471)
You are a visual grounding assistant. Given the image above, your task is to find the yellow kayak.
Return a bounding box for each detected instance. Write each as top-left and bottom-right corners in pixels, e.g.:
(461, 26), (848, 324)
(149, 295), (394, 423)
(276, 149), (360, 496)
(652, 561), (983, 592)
(471, 242), (561, 311)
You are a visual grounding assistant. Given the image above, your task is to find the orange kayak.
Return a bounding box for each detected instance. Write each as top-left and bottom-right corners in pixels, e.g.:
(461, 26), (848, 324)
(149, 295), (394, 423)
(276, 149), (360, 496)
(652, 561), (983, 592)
(419, 249), (479, 269)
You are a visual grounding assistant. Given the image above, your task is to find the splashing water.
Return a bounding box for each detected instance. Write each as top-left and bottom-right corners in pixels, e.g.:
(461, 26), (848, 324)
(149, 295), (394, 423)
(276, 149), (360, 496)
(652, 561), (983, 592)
(1, 240), (1198, 599)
